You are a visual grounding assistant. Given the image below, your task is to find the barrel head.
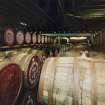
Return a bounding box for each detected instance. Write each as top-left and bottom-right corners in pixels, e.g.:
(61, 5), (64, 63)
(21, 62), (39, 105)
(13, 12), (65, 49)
(16, 31), (24, 45)
(26, 56), (41, 88)
(4, 28), (15, 45)
(25, 32), (31, 44)
(32, 32), (37, 44)
(0, 64), (23, 105)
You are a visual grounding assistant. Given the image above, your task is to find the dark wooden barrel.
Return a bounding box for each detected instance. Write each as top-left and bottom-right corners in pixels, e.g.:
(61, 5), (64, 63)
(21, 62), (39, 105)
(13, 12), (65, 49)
(25, 32), (31, 44)
(0, 61), (23, 105)
(10, 52), (42, 88)
(32, 32), (37, 44)
(16, 31), (24, 45)
(0, 28), (15, 46)
(38, 57), (105, 105)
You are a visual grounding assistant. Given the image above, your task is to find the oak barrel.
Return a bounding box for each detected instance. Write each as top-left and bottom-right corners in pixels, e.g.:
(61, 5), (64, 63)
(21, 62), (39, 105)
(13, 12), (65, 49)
(47, 36), (50, 44)
(41, 35), (45, 44)
(32, 32), (37, 44)
(0, 60), (23, 105)
(16, 31), (24, 45)
(37, 33), (41, 44)
(45, 36), (48, 44)
(0, 28), (15, 46)
(38, 57), (105, 105)
(25, 32), (31, 44)
(9, 52), (41, 88)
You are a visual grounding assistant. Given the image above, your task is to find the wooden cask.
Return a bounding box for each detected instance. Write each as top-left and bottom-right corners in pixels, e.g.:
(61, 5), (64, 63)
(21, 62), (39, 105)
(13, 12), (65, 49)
(25, 32), (31, 44)
(41, 35), (45, 44)
(9, 52), (42, 88)
(0, 28), (15, 46)
(0, 60), (23, 105)
(37, 33), (41, 44)
(45, 36), (48, 44)
(38, 57), (105, 105)
(16, 31), (24, 45)
(32, 32), (37, 44)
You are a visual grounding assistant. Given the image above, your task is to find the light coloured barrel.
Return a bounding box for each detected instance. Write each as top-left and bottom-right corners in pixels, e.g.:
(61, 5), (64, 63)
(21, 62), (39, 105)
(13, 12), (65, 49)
(16, 31), (24, 45)
(32, 32), (37, 44)
(45, 36), (48, 44)
(41, 35), (45, 44)
(4, 28), (15, 45)
(25, 32), (31, 44)
(0, 59), (23, 105)
(38, 57), (105, 105)
(37, 33), (41, 44)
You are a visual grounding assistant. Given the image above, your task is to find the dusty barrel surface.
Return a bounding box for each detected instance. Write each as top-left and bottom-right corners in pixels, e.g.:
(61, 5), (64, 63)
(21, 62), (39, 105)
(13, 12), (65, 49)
(38, 57), (105, 105)
(11, 52), (41, 88)
(32, 32), (37, 44)
(0, 61), (23, 105)
(16, 31), (24, 45)
(25, 32), (31, 44)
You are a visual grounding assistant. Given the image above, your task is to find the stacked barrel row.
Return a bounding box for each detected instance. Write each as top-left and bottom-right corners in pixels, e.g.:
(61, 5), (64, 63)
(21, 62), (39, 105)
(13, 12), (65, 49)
(0, 27), (55, 46)
(92, 30), (105, 49)
(0, 48), (46, 105)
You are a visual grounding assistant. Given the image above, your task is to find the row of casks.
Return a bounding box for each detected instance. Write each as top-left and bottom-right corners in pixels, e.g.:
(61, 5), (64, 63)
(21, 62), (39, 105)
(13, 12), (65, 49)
(37, 56), (105, 105)
(92, 31), (105, 49)
(0, 28), (54, 46)
(0, 49), (46, 105)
